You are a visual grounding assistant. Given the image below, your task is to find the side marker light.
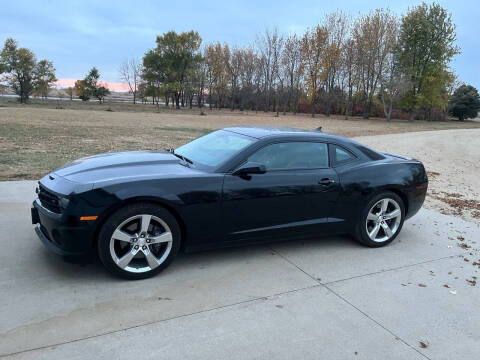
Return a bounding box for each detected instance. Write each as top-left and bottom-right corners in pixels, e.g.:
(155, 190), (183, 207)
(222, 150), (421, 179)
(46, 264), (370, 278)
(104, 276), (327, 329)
(80, 216), (98, 221)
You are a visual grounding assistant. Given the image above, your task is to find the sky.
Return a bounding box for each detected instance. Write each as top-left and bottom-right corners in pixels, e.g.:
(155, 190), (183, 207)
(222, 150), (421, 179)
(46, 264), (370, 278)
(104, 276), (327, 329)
(1, 0), (479, 91)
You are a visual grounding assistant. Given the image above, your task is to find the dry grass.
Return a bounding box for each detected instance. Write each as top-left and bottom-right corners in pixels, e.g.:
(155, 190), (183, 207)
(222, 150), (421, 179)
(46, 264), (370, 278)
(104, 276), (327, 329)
(1, 100), (479, 180)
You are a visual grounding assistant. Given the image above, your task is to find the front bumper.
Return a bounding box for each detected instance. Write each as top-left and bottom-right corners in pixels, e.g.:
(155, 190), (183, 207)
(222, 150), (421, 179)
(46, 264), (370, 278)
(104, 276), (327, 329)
(31, 199), (96, 256)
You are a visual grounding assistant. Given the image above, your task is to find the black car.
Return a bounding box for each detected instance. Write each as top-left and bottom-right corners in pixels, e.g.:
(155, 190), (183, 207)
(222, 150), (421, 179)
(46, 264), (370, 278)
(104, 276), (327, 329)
(31, 126), (428, 279)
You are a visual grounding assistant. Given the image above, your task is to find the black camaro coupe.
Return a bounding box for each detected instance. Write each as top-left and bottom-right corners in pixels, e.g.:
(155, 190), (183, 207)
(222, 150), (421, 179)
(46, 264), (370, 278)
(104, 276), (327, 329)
(32, 126), (427, 279)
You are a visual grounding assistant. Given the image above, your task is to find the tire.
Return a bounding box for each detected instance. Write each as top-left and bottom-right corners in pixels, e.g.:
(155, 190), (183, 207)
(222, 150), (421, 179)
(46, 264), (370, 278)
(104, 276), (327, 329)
(98, 203), (181, 280)
(353, 191), (405, 248)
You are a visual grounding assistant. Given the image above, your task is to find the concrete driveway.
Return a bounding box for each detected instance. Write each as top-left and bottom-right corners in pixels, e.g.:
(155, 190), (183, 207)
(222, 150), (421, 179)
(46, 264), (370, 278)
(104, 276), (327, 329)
(0, 181), (479, 360)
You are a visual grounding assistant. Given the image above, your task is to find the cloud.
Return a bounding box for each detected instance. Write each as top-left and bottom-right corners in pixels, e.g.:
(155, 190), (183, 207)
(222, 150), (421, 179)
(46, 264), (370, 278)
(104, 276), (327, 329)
(56, 78), (130, 92)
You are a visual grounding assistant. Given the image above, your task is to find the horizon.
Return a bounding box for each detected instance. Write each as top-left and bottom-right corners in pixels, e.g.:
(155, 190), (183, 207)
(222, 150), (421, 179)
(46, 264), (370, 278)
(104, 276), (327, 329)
(2, 0), (479, 90)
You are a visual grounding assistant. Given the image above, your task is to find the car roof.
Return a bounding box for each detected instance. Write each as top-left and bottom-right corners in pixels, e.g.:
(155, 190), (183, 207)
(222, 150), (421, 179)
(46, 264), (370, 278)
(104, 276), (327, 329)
(222, 125), (350, 144)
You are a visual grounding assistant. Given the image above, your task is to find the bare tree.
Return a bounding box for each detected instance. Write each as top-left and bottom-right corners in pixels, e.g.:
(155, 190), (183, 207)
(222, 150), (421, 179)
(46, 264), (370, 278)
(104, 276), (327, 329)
(227, 47), (244, 111)
(353, 9), (397, 118)
(256, 28), (283, 112)
(322, 11), (349, 116)
(239, 46), (258, 111)
(342, 38), (358, 118)
(119, 58), (141, 104)
(379, 21), (406, 121)
(281, 34), (303, 114)
(65, 86), (74, 100)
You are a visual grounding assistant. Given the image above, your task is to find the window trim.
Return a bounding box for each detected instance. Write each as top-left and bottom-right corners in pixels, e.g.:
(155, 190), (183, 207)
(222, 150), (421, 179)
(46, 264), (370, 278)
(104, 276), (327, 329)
(237, 140), (331, 172)
(328, 143), (358, 167)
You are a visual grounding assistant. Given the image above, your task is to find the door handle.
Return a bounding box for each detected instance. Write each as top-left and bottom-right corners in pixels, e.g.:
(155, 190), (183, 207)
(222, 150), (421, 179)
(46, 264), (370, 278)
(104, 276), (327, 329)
(318, 178), (335, 186)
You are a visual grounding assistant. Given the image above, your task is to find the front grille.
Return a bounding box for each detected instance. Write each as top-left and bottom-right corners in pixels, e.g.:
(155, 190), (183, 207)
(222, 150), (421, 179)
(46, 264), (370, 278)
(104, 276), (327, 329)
(38, 185), (61, 213)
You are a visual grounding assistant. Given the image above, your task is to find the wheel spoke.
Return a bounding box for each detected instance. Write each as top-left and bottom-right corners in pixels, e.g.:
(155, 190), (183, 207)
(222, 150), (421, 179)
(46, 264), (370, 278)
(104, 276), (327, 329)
(381, 199), (389, 213)
(144, 250), (160, 270)
(149, 231), (172, 244)
(381, 222), (393, 238)
(112, 229), (132, 243)
(367, 212), (377, 221)
(384, 209), (400, 220)
(117, 248), (138, 269)
(140, 215), (152, 233)
(369, 224), (380, 239)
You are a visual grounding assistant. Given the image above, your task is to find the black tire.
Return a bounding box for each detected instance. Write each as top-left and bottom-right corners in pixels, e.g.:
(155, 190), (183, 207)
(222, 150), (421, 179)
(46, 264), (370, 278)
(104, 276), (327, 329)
(353, 191), (405, 248)
(98, 203), (181, 280)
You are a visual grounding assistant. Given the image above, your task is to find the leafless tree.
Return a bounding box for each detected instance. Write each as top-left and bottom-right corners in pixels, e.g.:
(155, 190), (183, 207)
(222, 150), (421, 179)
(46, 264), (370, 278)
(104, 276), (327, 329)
(119, 58), (141, 104)
(342, 38), (358, 118)
(353, 9), (397, 118)
(379, 21), (407, 121)
(281, 34), (302, 114)
(256, 28), (283, 112)
(322, 11), (349, 116)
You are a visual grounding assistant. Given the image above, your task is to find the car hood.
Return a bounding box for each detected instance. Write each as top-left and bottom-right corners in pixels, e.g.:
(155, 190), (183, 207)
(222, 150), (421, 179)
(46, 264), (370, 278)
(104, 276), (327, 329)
(52, 150), (191, 185)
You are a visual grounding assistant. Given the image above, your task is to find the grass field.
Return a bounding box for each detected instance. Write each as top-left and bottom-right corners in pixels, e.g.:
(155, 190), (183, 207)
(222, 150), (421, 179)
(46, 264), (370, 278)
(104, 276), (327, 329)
(1, 98), (479, 180)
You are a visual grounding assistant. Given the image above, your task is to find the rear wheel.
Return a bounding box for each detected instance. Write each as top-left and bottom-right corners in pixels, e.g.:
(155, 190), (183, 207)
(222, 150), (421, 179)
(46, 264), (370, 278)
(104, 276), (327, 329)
(98, 203), (181, 279)
(354, 192), (405, 247)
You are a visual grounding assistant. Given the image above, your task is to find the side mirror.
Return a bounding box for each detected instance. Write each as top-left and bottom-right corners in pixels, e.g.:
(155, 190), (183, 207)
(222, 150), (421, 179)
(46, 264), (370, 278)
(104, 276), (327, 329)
(233, 162), (266, 176)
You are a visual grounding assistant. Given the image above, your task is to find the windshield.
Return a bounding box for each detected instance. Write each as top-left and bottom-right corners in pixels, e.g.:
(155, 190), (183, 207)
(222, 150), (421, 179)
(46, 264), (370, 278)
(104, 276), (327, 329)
(175, 130), (255, 167)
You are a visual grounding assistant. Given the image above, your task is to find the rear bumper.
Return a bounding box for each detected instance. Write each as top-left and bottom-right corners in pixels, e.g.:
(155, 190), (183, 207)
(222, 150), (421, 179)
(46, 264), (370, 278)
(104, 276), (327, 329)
(405, 183), (428, 220)
(31, 199), (96, 256)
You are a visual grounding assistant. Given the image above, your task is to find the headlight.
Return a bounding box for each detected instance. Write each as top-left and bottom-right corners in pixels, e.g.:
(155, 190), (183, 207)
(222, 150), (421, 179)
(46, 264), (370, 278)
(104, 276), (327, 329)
(59, 197), (70, 209)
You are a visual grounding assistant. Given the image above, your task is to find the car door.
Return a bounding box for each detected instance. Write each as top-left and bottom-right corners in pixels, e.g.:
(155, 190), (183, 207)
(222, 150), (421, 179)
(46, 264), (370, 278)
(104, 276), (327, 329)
(221, 141), (340, 243)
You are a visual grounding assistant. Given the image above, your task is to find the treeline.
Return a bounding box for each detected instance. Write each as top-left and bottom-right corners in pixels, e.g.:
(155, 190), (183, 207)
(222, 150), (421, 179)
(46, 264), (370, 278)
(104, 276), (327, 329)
(122, 2), (459, 121)
(2, 2), (478, 121)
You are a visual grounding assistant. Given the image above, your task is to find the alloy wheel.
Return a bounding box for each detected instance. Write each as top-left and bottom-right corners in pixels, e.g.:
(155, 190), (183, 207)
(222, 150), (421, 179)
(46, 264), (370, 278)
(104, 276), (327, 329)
(109, 214), (173, 273)
(365, 198), (402, 242)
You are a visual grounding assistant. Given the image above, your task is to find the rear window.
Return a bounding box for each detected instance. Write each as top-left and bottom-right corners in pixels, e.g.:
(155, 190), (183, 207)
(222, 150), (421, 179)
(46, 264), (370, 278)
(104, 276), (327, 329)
(354, 145), (385, 161)
(332, 145), (356, 164)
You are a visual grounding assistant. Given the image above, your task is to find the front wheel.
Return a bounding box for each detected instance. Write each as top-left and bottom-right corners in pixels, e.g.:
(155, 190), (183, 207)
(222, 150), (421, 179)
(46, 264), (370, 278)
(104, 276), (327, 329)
(354, 192), (405, 247)
(98, 203), (181, 279)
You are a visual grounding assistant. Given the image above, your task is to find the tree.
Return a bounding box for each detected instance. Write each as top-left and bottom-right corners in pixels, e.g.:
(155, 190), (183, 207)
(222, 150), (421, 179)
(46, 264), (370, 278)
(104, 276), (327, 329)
(379, 21), (407, 122)
(85, 67), (100, 90)
(281, 34), (302, 114)
(0, 38), (37, 103)
(398, 2), (459, 121)
(257, 28), (283, 112)
(84, 67), (110, 103)
(417, 67), (454, 120)
(353, 9), (397, 118)
(301, 25), (328, 117)
(342, 38), (358, 118)
(74, 67), (110, 103)
(204, 42), (229, 109)
(143, 30), (202, 109)
(65, 86), (74, 100)
(448, 85), (480, 121)
(74, 80), (89, 101)
(94, 85), (110, 103)
(322, 11), (349, 116)
(34, 60), (57, 99)
(119, 58), (141, 104)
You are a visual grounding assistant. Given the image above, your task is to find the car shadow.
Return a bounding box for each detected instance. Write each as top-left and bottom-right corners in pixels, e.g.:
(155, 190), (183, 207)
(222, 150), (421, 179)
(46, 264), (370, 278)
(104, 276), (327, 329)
(39, 234), (358, 282)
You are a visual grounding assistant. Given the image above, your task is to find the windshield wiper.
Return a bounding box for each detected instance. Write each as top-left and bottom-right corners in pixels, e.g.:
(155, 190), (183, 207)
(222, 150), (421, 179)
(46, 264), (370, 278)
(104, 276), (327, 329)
(170, 150), (193, 165)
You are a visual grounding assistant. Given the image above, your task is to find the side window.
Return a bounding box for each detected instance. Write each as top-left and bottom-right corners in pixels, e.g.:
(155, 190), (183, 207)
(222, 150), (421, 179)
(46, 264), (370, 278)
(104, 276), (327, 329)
(247, 142), (328, 170)
(331, 145), (356, 165)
